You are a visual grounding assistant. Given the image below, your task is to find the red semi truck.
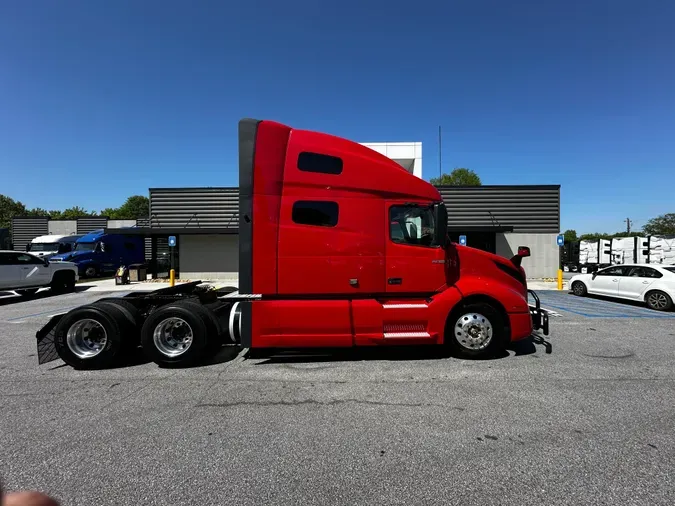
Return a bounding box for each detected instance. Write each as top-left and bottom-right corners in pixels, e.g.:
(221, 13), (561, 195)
(36, 118), (550, 369)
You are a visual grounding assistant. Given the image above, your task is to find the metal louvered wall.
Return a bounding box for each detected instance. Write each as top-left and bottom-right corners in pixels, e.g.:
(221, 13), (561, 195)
(136, 218), (153, 261)
(437, 185), (560, 233)
(149, 187), (239, 229)
(77, 217), (109, 234)
(11, 217), (49, 251)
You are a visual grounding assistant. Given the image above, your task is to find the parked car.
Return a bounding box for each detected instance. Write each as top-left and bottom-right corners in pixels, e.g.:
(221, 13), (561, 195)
(0, 250), (79, 296)
(26, 234), (83, 260)
(50, 229), (145, 278)
(570, 263), (675, 311)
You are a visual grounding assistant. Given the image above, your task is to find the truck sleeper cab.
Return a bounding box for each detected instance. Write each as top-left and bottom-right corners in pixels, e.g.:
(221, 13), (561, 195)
(26, 234), (83, 260)
(35, 118), (549, 370)
(50, 229), (145, 278)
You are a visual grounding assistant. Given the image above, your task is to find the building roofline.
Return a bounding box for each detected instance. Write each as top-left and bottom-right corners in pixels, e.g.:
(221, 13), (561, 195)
(149, 186), (238, 192)
(435, 184), (560, 190)
(104, 227), (237, 236)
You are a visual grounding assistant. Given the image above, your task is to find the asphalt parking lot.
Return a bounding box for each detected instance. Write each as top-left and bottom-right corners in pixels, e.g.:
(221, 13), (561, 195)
(1, 288), (674, 506)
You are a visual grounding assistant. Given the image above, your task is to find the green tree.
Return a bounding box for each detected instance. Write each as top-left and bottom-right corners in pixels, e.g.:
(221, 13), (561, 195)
(99, 207), (120, 219)
(26, 207), (51, 217)
(430, 168), (481, 186)
(114, 195), (149, 219)
(562, 229), (578, 242)
(60, 206), (95, 219)
(578, 232), (613, 241)
(0, 195), (28, 228)
(642, 213), (675, 236)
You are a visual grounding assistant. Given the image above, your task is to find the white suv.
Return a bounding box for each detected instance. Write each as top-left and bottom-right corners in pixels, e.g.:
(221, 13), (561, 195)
(0, 250), (79, 297)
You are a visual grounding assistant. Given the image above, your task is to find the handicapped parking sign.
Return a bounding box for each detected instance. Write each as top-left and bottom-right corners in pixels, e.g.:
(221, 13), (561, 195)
(168, 235), (177, 247)
(459, 235), (467, 246)
(557, 234), (564, 247)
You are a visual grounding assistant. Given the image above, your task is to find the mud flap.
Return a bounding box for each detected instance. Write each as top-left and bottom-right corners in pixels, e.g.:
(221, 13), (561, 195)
(36, 314), (64, 364)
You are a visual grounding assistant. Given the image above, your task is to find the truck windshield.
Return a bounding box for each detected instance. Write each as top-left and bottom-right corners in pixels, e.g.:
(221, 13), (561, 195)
(74, 242), (96, 252)
(28, 243), (59, 252)
(390, 204), (438, 247)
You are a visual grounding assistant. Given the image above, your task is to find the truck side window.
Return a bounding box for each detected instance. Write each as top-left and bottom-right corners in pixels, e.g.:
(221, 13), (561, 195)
(292, 201), (339, 227)
(390, 205), (437, 247)
(297, 152), (343, 175)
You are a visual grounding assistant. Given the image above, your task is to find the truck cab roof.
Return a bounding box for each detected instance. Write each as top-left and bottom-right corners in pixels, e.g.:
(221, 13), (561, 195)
(31, 234), (80, 243)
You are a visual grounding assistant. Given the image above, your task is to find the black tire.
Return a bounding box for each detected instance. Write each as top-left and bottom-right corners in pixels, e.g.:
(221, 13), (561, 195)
(53, 304), (125, 369)
(83, 265), (99, 278)
(51, 271), (76, 294)
(140, 301), (216, 367)
(446, 302), (505, 359)
(16, 288), (39, 297)
(645, 290), (673, 312)
(571, 281), (587, 297)
(94, 298), (142, 327)
(93, 299), (142, 349)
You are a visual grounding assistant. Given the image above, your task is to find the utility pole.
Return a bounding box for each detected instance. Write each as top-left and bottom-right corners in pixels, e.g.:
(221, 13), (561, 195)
(625, 217), (632, 234)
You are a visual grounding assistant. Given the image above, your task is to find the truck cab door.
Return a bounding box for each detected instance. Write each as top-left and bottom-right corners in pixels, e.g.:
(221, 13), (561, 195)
(385, 203), (446, 294)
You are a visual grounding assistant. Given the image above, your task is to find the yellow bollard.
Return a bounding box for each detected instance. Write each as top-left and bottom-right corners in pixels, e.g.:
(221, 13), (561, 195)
(557, 269), (563, 290)
(169, 269), (176, 287)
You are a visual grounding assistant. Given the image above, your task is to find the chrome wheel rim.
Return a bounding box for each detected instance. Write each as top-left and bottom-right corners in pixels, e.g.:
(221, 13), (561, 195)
(66, 319), (107, 358)
(454, 313), (493, 351)
(153, 317), (193, 357)
(648, 292), (668, 309)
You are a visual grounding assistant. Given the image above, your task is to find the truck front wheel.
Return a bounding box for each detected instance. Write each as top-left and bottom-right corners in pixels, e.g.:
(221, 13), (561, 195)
(83, 265), (99, 278)
(447, 303), (504, 359)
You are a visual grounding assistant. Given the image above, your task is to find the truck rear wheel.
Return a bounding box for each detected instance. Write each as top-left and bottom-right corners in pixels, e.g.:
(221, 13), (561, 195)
(53, 305), (125, 369)
(140, 301), (217, 367)
(93, 299), (142, 349)
(446, 303), (504, 359)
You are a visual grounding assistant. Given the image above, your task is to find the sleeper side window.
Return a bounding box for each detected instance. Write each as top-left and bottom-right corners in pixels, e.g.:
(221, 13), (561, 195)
(292, 201), (339, 227)
(297, 152), (343, 175)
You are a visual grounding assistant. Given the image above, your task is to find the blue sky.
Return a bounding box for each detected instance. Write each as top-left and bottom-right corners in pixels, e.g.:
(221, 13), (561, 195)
(1, 0), (674, 234)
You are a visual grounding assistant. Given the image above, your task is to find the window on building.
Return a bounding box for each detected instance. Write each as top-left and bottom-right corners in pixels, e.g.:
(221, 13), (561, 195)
(297, 152), (343, 175)
(292, 201), (339, 227)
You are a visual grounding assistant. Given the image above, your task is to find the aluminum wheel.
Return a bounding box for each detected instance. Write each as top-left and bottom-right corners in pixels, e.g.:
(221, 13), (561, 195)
(153, 317), (194, 357)
(454, 312), (493, 351)
(66, 319), (108, 358)
(572, 282), (586, 296)
(647, 292), (669, 310)
(85, 266), (97, 277)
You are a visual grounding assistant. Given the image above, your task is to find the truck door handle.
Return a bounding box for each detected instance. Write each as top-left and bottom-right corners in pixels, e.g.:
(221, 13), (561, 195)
(388, 277), (402, 285)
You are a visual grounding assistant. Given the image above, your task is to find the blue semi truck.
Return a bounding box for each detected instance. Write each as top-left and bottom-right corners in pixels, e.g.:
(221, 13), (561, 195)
(50, 229), (145, 278)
